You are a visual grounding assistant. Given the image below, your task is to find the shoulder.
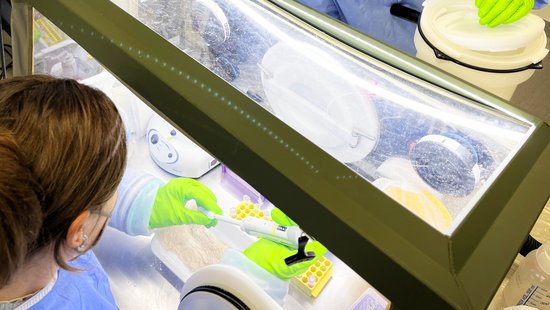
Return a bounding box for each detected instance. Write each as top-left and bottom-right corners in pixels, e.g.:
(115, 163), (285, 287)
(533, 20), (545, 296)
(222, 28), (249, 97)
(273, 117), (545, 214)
(30, 252), (117, 309)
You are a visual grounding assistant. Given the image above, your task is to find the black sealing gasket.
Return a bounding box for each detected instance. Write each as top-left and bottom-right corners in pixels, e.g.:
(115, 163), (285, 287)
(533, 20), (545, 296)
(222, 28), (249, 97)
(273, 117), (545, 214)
(417, 18), (543, 73)
(181, 285), (251, 310)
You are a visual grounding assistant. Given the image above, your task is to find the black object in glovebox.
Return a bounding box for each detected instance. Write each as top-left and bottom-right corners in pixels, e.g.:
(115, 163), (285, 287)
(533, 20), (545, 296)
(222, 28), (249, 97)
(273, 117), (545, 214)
(0, 0), (11, 79)
(1, 0), (10, 36)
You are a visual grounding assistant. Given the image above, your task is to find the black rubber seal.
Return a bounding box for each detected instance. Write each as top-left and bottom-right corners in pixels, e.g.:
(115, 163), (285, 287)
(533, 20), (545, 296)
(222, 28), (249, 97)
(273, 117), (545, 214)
(519, 234), (542, 257)
(417, 17), (543, 73)
(181, 285), (250, 310)
(390, 3), (544, 73)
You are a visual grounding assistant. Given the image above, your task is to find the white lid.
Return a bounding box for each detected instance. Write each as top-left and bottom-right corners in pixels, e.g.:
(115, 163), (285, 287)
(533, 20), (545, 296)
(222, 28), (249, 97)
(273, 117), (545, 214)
(420, 0), (549, 69)
(260, 42), (379, 163)
(179, 264), (282, 309)
(426, 0), (545, 52)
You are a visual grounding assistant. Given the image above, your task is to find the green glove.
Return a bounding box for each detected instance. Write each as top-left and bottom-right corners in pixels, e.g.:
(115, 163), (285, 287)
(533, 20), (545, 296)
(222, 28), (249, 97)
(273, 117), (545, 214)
(270, 207), (297, 226)
(149, 178), (222, 229)
(244, 207), (327, 280)
(243, 239), (327, 280)
(476, 0), (534, 28)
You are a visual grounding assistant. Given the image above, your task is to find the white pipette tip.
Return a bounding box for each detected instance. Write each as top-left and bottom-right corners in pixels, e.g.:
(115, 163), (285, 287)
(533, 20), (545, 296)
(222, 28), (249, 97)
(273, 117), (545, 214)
(198, 206), (216, 219)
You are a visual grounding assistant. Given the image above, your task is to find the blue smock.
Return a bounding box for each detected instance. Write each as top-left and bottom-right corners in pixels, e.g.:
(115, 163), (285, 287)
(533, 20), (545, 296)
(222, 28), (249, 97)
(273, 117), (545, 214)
(21, 169), (163, 309)
(26, 252), (116, 309)
(296, 0), (549, 55)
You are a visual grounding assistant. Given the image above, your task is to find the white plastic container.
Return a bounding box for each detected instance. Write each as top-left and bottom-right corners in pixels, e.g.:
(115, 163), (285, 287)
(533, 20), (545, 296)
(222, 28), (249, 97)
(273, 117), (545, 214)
(414, 0), (549, 100)
(501, 242), (550, 309)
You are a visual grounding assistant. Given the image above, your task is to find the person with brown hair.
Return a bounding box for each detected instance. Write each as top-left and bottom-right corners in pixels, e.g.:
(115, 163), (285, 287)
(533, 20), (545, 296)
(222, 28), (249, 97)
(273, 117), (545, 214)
(0, 75), (223, 309)
(0, 75), (127, 309)
(0, 75), (326, 309)
(0, 129), (43, 303)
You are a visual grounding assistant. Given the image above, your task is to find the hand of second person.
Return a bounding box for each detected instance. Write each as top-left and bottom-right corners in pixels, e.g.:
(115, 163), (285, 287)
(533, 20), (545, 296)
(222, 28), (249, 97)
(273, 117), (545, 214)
(476, 0), (534, 27)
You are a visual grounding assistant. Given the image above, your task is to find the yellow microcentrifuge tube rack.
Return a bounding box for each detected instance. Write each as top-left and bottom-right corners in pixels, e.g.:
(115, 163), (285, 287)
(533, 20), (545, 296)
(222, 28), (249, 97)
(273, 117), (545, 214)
(291, 256), (333, 297)
(230, 196), (270, 221)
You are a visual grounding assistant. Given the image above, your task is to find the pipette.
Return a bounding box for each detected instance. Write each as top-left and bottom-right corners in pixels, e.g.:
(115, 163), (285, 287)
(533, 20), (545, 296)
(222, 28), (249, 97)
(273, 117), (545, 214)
(201, 208), (304, 250)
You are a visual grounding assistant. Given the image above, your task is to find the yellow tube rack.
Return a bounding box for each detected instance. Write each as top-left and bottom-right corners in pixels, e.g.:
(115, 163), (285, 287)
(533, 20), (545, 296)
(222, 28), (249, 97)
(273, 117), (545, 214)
(230, 200), (270, 221)
(291, 256), (333, 297)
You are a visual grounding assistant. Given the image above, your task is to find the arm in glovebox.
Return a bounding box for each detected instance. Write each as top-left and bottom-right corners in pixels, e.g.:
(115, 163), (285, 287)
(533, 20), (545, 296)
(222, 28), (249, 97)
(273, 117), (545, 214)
(109, 169), (163, 236)
(109, 169), (221, 236)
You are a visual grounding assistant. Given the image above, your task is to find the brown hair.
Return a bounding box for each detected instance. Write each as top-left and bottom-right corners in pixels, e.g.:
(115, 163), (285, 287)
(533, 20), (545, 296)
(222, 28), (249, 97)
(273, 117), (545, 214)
(0, 129), (43, 286)
(0, 75), (127, 270)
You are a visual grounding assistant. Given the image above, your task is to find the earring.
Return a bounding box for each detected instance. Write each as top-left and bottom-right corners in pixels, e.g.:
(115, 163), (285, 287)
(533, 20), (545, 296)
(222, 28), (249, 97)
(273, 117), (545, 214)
(76, 235), (89, 253)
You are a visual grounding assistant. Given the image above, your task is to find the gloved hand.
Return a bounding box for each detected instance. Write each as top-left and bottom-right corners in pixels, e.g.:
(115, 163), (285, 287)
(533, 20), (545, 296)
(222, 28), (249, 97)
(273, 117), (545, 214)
(270, 207), (297, 226)
(148, 178), (222, 229)
(243, 207), (327, 280)
(476, 0), (534, 27)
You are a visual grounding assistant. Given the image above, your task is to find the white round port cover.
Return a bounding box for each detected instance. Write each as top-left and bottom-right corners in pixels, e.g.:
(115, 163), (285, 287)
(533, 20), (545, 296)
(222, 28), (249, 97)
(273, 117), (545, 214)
(179, 265), (281, 309)
(423, 0), (545, 52)
(179, 288), (246, 309)
(260, 42), (379, 163)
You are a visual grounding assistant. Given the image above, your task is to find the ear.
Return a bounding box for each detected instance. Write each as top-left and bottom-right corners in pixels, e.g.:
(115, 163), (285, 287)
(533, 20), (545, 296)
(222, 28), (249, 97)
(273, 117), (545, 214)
(65, 210), (91, 248)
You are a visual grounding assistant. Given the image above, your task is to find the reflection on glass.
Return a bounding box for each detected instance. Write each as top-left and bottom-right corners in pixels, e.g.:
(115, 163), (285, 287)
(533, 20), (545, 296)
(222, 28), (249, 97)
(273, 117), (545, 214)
(33, 11), (104, 80)
(111, 0), (533, 234)
(32, 11), (378, 309)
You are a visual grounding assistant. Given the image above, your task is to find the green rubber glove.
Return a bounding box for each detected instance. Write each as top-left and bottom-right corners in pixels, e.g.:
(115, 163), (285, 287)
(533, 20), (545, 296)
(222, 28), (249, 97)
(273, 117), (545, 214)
(270, 207), (297, 226)
(244, 207), (327, 280)
(476, 0), (534, 28)
(148, 178), (222, 229)
(243, 239), (327, 280)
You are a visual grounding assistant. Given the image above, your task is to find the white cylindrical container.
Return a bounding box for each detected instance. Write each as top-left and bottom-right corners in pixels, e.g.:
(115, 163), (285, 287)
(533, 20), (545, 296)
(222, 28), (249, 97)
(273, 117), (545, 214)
(415, 0), (549, 100)
(501, 242), (550, 309)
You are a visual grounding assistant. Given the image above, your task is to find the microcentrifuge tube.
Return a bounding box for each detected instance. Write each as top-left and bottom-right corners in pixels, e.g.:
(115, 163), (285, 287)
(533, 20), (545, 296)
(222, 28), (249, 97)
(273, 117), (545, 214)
(308, 275), (317, 288)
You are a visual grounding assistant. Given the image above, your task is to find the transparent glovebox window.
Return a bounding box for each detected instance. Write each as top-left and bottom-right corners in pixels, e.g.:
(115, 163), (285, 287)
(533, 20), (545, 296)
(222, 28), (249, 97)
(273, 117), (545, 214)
(33, 11), (104, 79)
(112, 0), (533, 234)
(33, 11), (383, 309)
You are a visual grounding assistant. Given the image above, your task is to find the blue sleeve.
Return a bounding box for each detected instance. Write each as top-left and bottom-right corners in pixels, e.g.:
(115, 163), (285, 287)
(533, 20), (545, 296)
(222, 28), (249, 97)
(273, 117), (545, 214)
(30, 252), (117, 309)
(109, 169), (164, 236)
(295, 0), (344, 21)
(328, 0), (424, 55)
(534, 0), (548, 9)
